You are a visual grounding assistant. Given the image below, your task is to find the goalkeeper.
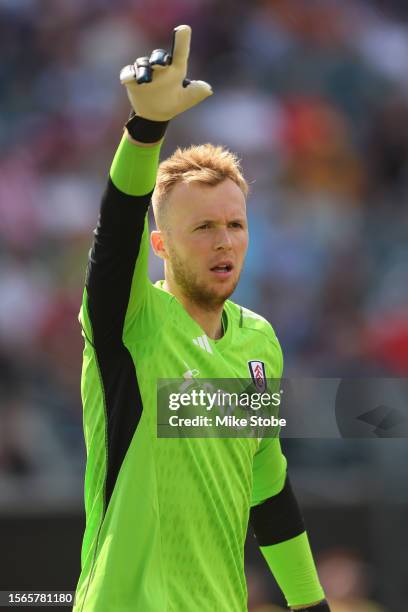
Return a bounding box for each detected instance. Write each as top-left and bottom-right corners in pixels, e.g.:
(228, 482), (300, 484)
(74, 25), (330, 612)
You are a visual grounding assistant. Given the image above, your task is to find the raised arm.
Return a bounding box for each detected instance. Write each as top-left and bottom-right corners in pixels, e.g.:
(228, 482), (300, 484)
(79, 25), (212, 351)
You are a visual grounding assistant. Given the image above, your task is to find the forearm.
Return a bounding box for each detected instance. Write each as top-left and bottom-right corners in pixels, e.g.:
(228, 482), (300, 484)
(260, 532), (326, 609)
(250, 476), (327, 610)
(110, 115), (167, 196)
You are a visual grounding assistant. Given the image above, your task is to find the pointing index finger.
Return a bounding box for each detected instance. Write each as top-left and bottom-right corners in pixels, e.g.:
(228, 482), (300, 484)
(171, 25), (191, 70)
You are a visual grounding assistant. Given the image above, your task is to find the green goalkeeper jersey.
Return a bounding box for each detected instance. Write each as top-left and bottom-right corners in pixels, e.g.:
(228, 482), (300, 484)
(73, 134), (287, 612)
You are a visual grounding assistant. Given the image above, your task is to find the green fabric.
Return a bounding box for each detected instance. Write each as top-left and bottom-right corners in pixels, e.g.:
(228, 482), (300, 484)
(75, 138), (287, 612)
(110, 132), (162, 195)
(260, 532), (325, 608)
(251, 437), (287, 506)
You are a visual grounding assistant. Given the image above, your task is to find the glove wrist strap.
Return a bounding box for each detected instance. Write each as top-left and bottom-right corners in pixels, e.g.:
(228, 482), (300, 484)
(291, 600), (330, 611)
(125, 112), (169, 143)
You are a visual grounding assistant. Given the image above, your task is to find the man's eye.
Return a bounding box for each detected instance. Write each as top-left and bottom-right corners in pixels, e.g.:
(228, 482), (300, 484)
(230, 222), (243, 228)
(197, 224), (210, 230)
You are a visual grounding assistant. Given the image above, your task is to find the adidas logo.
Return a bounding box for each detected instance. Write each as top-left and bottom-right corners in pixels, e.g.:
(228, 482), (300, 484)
(192, 334), (213, 354)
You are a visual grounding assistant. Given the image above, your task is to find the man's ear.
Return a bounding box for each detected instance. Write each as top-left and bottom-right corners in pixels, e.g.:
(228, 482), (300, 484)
(151, 230), (167, 260)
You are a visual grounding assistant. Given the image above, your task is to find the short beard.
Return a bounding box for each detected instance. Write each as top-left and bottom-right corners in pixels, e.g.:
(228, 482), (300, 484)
(167, 247), (238, 311)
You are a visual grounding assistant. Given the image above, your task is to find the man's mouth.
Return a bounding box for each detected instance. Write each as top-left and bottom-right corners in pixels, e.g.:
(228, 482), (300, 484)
(210, 262), (234, 277)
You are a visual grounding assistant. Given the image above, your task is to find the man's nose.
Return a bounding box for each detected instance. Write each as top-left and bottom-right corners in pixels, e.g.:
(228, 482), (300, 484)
(214, 227), (232, 250)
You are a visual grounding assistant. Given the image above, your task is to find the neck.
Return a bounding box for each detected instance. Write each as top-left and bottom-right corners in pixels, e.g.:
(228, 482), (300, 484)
(163, 279), (224, 340)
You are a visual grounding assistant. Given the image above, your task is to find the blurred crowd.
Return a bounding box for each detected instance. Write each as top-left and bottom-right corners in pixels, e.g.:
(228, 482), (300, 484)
(2, 0), (407, 472)
(1, 0), (408, 609)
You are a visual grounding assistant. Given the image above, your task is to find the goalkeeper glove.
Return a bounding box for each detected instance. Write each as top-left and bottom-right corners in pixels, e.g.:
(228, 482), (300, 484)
(120, 25), (213, 122)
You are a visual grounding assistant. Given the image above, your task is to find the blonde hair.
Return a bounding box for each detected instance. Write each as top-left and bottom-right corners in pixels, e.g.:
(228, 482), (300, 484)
(152, 143), (248, 229)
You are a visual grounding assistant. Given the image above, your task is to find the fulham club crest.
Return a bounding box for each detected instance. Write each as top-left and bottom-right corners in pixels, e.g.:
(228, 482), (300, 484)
(248, 360), (267, 392)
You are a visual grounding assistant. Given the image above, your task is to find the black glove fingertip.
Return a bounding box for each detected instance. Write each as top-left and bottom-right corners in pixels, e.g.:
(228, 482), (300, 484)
(136, 57), (152, 84)
(149, 48), (170, 66)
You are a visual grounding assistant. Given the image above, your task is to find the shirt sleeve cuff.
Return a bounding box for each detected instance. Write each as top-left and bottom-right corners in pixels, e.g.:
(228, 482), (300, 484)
(260, 531), (325, 608)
